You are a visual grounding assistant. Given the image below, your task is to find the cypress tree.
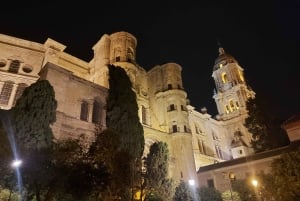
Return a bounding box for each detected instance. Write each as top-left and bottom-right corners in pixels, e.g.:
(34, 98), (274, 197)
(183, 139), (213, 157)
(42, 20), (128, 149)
(145, 142), (169, 188)
(106, 64), (144, 159)
(244, 97), (272, 152)
(12, 79), (57, 150)
(105, 64), (145, 200)
(244, 97), (289, 153)
(173, 180), (192, 201)
(145, 141), (174, 201)
(10, 80), (57, 201)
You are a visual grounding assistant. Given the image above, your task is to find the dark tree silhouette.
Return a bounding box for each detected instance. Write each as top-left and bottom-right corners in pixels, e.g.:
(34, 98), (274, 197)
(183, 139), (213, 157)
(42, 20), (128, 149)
(244, 97), (289, 152)
(104, 65), (145, 200)
(0, 80), (57, 201)
(145, 141), (174, 201)
(173, 180), (192, 201)
(12, 80), (57, 150)
(261, 148), (300, 201)
(106, 65), (144, 159)
(197, 186), (223, 201)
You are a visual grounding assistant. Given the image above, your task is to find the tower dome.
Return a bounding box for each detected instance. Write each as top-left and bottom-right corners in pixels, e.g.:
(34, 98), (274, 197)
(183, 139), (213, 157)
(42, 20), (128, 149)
(213, 47), (237, 71)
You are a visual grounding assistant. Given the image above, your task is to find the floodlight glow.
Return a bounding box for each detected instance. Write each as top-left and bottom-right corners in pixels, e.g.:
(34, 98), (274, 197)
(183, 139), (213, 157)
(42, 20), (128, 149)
(11, 159), (22, 168)
(252, 179), (258, 187)
(188, 179), (195, 186)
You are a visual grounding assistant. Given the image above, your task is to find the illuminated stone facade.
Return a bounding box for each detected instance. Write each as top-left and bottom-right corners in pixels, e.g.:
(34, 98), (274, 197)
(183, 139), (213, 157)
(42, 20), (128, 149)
(0, 31), (256, 186)
(198, 115), (300, 194)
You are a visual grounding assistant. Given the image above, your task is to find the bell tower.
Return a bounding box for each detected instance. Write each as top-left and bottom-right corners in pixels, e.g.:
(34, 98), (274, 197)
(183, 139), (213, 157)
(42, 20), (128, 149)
(212, 46), (255, 120)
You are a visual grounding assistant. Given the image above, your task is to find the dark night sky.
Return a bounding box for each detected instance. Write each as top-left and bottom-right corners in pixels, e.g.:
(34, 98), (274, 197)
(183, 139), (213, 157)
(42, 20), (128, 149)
(1, 1), (299, 122)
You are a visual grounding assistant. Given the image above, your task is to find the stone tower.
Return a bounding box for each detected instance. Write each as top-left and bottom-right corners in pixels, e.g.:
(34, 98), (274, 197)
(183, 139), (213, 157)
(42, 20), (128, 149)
(212, 46), (255, 119)
(92, 32), (198, 185)
(212, 45), (255, 158)
(147, 63), (197, 184)
(91, 31), (137, 88)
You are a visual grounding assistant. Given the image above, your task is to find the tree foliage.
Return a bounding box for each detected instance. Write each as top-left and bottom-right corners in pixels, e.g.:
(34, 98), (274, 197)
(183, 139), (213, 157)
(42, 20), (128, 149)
(144, 192), (163, 201)
(0, 188), (20, 201)
(90, 128), (132, 199)
(89, 128), (121, 171)
(173, 180), (192, 201)
(144, 141), (174, 201)
(0, 111), (16, 199)
(102, 65), (146, 200)
(0, 80), (110, 201)
(244, 97), (289, 152)
(145, 142), (169, 188)
(0, 111), (13, 171)
(50, 137), (110, 201)
(231, 179), (257, 201)
(197, 187), (222, 201)
(261, 148), (300, 201)
(221, 190), (241, 201)
(0, 80), (58, 201)
(106, 64), (144, 159)
(12, 80), (57, 150)
(257, 173), (276, 201)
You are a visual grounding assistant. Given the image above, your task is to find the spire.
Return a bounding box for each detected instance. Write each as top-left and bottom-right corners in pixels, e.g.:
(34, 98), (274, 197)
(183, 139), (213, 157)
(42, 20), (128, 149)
(217, 40), (225, 56)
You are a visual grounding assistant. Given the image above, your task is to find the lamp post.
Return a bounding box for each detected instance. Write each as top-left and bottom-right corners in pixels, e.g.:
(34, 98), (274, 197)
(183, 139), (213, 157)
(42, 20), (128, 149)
(228, 172), (235, 201)
(252, 179), (260, 201)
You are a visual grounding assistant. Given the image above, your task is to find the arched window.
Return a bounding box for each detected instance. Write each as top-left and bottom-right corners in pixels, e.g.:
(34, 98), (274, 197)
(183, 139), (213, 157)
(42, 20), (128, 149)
(8, 60), (21, 73)
(215, 145), (223, 159)
(0, 81), (14, 105)
(172, 125), (178, 133)
(92, 100), (101, 124)
(13, 83), (27, 106)
(198, 139), (203, 153)
(0, 59), (7, 68)
(184, 125), (188, 132)
(141, 105), (147, 124)
(127, 48), (134, 62)
(167, 104), (176, 112)
(230, 100), (235, 111)
(198, 139), (206, 154)
(80, 101), (89, 121)
(225, 105), (230, 113)
(221, 72), (228, 83)
(115, 48), (121, 62)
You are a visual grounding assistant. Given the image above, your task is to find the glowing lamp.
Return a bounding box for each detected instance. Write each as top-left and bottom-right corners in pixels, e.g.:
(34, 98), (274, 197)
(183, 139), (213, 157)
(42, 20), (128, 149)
(11, 159), (22, 168)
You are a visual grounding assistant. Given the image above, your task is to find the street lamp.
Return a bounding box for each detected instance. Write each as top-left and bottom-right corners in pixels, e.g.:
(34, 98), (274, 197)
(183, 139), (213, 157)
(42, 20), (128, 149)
(11, 158), (23, 200)
(252, 179), (260, 201)
(228, 172), (235, 201)
(11, 159), (22, 168)
(252, 179), (258, 188)
(188, 179), (197, 201)
(188, 179), (195, 186)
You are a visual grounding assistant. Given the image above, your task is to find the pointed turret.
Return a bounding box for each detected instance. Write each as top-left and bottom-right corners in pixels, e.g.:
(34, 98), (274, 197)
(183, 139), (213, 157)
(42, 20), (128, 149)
(212, 45), (255, 119)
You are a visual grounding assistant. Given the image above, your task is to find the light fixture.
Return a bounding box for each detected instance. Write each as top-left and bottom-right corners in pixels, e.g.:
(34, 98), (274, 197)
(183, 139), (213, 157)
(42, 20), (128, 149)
(252, 179), (258, 187)
(11, 159), (22, 168)
(188, 179), (195, 186)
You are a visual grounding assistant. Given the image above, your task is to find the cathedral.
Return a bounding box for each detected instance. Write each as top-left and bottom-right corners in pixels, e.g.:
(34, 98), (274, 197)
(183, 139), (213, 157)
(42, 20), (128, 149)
(0, 31), (256, 186)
